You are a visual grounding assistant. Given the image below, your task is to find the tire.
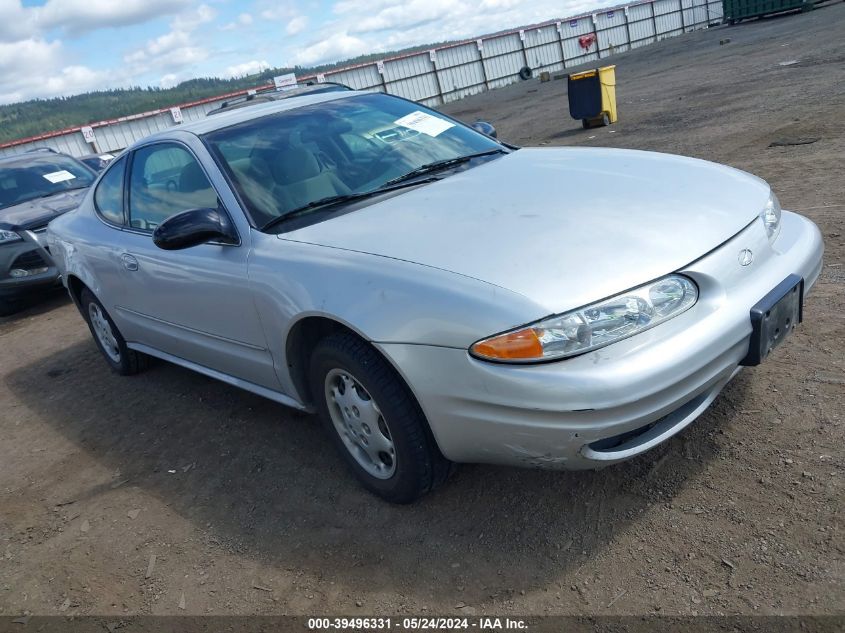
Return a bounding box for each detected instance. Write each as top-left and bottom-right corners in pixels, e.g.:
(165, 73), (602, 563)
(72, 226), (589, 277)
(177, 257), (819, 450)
(80, 288), (148, 375)
(518, 66), (533, 81)
(309, 332), (453, 503)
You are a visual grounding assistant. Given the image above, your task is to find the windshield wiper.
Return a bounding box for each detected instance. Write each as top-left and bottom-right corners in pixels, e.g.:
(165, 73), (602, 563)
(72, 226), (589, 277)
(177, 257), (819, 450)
(25, 186), (89, 202)
(261, 177), (439, 232)
(382, 148), (507, 187)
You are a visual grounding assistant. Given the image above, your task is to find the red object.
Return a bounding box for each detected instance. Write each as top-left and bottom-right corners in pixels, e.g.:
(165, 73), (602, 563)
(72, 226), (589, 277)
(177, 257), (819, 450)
(578, 33), (597, 50)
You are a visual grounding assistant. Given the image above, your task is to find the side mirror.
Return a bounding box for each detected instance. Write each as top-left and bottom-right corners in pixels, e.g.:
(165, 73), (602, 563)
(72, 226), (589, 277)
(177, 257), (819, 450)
(153, 207), (238, 250)
(471, 120), (497, 138)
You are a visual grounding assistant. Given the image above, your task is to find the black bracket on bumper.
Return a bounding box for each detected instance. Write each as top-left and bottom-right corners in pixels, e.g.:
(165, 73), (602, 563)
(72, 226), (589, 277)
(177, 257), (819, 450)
(740, 273), (804, 367)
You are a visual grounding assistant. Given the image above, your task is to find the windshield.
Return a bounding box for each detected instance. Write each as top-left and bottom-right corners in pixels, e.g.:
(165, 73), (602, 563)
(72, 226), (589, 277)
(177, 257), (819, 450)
(0, 154), (96, 210)
(203, 93), (504, 228)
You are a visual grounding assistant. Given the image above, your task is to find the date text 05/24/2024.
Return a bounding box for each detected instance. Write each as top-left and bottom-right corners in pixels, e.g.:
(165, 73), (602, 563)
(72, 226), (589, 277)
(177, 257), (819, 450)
(307, 617), (528, 630)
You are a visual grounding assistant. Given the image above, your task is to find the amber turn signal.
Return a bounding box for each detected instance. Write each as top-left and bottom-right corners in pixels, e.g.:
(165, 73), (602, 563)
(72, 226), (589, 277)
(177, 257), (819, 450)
(470, 328), (543, 360)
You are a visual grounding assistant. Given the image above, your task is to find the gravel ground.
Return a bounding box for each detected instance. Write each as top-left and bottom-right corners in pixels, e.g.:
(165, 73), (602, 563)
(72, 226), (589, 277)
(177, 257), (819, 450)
(1, 3), (843, 619)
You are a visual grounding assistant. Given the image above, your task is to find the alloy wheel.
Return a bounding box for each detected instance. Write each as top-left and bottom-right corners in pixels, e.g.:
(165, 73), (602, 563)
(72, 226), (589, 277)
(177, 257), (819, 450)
(88, 302), (121, 363)
(324, 368), (396, 479)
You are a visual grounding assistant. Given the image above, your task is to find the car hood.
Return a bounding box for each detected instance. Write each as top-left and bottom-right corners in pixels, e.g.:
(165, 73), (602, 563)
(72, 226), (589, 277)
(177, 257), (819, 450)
(0, 188), (89, 231)
(280, 147), (770, 313)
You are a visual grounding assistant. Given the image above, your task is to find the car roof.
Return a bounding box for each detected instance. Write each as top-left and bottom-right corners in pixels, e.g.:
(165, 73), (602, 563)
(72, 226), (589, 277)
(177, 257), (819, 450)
(138, 90), (368, 146)
(0, 150), (75, 166)
(206, 82), (352, 115)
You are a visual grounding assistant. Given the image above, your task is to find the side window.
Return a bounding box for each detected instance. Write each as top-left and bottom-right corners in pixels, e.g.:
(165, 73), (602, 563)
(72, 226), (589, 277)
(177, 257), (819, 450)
(93, 155), (127, 225)
(128, 144), (217, 231)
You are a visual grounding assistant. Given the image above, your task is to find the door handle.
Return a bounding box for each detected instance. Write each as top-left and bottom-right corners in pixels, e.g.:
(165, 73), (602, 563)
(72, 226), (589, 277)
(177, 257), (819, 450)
(121, 254), (139, 271)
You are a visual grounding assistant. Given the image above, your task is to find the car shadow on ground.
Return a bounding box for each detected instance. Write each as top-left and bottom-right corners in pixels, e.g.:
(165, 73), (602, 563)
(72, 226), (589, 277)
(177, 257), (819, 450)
(5, 338), (752, 603)
(0, 287), (70, 323)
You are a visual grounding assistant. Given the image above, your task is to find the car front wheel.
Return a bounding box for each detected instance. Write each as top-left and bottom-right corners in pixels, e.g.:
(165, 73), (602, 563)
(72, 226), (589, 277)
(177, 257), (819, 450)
(80, 288), (148, 375)
(309, 332), (452, 503)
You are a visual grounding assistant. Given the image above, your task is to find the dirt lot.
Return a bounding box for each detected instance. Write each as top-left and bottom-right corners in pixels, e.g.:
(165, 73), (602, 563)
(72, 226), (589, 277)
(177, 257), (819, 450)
(1, 3), (843, 619)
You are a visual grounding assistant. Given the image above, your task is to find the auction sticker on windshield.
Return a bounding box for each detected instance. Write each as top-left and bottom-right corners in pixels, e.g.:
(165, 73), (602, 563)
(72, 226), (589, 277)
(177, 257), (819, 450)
(42, 170), (77, 183)
(394, 111), (454, 137)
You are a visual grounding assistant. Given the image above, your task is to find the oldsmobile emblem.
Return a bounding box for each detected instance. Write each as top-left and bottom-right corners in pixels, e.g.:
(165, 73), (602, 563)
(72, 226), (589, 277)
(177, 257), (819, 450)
(738, 248), (754, 266)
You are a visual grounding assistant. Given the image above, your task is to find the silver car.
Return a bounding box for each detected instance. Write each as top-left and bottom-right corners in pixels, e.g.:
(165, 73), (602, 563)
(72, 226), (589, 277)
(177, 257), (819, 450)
(47, 90), (824, 503)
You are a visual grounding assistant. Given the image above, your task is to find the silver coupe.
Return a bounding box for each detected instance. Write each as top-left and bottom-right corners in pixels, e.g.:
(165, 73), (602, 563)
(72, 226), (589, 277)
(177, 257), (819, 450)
(47, 90), (824, 502)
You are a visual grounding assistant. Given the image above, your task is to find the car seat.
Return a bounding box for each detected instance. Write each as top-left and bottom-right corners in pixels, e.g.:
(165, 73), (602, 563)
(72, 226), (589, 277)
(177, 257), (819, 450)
(271, 146), (350, 212)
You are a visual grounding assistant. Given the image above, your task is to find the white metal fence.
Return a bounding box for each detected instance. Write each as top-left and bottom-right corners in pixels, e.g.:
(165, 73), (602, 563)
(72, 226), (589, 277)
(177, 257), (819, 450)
(0, 0), (723, 158)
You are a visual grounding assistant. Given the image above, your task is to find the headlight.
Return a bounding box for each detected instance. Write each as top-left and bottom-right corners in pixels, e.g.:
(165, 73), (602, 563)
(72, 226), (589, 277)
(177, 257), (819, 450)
(0, 229), (22, 245)
(470, 275), (698, 363)
(761, 193), (781, 241)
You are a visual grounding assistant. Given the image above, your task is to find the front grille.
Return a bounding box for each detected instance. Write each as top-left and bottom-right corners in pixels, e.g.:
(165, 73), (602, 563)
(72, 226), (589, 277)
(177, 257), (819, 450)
(11, 250), (48, 271)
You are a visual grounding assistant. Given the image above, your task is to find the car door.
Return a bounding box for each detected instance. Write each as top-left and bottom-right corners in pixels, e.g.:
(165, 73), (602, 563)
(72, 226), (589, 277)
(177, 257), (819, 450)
(109, 140), (279, 390)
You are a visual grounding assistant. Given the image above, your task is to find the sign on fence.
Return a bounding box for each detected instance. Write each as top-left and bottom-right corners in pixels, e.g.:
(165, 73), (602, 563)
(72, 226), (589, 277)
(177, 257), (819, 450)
(81, 126), (95, 143)
(273, 73), (298, 91)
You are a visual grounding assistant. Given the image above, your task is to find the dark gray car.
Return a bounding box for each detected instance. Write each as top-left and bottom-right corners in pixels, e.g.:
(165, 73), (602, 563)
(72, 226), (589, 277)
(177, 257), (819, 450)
(0, 150), (97, 315)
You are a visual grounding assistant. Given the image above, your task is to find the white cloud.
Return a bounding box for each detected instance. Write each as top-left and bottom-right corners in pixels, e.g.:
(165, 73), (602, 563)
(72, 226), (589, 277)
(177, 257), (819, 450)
(159, 73), (181, 89)
(221, 13), (253, 31)
(347, 0), (455, 34)
(291, 0), (618, 66)
(346, 0), (606, 37)
(286, 16), (308, 35)
(171, 3), (216, 32)
(333, 0), (397, 15)
(0, 1), (34, 43)
(223, 59), (269, 78)
(292, 33), (369, 66)
(122, 3), (216, 86)
(0, 38), (105, 103)
(257, 2), (298, 21)
(123, 28), (209, 71)
(143, 30), (191, 58)
(34, 0), (192, 36)
(44, 65), (105, 94)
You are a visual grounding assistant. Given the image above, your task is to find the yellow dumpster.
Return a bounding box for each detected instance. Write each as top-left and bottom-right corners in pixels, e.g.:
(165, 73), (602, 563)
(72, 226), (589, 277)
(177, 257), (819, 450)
(567, 65), (617, 128)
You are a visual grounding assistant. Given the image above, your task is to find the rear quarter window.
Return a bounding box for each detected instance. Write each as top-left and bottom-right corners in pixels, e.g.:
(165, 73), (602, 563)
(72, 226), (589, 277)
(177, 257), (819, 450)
(94, 156), (127, 225)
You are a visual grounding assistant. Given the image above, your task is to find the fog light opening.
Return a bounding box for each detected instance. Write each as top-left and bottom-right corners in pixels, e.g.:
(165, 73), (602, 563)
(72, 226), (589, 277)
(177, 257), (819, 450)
(9, 267), (48, 278)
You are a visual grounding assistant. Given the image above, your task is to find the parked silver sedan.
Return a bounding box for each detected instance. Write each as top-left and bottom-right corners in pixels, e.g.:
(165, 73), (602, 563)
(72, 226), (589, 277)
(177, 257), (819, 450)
(47, 90), (824, 503)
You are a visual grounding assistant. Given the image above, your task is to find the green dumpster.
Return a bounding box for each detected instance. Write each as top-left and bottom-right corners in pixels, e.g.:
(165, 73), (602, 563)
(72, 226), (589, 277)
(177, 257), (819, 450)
(723, 0), (813, 23)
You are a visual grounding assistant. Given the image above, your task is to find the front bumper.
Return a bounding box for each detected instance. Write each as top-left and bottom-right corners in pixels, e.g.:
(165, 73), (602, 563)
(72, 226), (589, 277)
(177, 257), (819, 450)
(0, 228), (61, 301)
(377, 211), (824, 469)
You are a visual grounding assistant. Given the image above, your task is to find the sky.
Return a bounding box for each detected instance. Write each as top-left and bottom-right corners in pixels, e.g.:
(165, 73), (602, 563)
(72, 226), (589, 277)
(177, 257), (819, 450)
(0, 0), (618, 105)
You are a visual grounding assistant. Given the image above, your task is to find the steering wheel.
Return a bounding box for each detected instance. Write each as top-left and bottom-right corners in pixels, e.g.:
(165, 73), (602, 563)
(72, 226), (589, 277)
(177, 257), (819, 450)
(361, 145), (406, 184)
